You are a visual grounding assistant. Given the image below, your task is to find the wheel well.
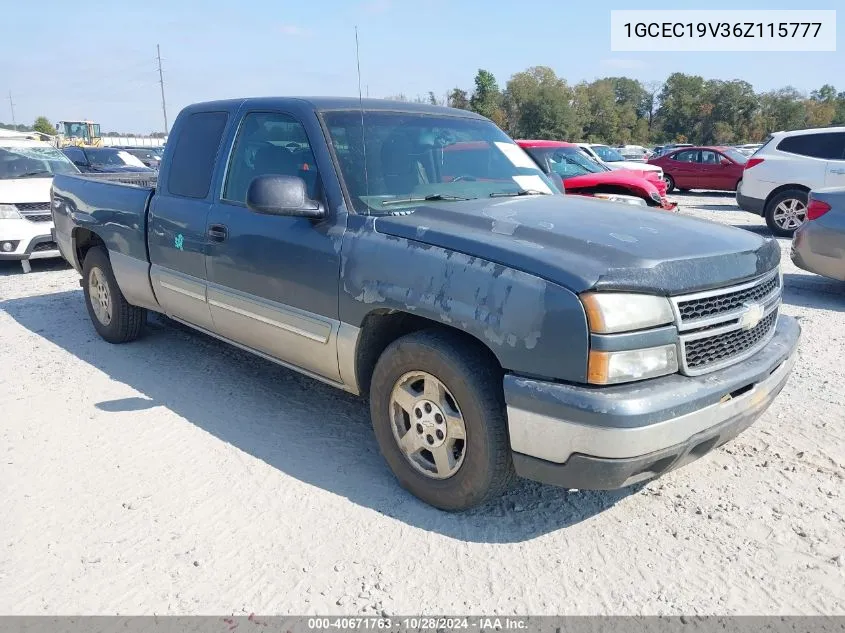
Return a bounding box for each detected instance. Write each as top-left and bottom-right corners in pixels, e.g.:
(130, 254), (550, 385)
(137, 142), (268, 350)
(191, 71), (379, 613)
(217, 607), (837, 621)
(354, 310), (501, 396)
(73, 228), (105, 267)
(764, 184), (810, 212)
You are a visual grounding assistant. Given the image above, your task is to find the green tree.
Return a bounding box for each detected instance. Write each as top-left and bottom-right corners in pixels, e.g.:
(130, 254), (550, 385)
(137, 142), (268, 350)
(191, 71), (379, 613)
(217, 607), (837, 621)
(655, 73), (706, 142)
(447, 88), (469, 110)
(469, 69), (505, 126)
(33, 116), (56, 137)
(503, 66), (579, 140)
(811, 84), (837, 103)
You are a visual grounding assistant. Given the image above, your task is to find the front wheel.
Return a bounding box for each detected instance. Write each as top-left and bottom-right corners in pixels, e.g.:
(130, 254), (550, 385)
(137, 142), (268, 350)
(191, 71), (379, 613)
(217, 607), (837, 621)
(765, 189), (808, 237)
(663, 174), (675, 193)
(82, 246), (146, 343)
(369, 330), (513, 511)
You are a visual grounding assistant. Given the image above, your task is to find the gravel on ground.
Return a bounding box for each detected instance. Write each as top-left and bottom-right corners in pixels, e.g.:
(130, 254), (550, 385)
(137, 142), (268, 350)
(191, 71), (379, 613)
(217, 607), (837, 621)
(0, 191), (843, 615)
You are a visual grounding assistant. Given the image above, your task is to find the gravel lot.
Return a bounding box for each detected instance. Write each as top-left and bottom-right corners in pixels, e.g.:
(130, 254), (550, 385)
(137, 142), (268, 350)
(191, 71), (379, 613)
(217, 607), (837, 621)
(1, 192), (843, 615)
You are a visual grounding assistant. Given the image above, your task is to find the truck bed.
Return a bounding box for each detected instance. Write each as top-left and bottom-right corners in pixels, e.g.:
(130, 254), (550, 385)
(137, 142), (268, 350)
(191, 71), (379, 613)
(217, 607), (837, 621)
(51, 173), (156, 269)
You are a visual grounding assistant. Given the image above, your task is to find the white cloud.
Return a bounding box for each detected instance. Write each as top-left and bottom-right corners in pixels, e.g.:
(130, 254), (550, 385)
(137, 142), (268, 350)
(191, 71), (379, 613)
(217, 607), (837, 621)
(279, 24), (310, 37)
(601, 58), (647, 70)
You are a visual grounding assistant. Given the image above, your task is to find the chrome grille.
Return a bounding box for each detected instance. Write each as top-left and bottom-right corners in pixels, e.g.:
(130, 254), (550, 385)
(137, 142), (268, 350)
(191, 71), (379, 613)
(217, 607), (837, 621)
(672, 269), (782, 375)
(22, 213), (52, 222)
(677, 274), (778, 323)
(16, 202), (50, 211)
(684, 311), (777, 370)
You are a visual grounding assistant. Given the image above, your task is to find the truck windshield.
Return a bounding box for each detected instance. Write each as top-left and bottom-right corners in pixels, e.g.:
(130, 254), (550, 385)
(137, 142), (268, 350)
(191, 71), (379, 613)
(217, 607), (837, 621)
(0, 145), (79, 179)
(321, 111), (555, 213)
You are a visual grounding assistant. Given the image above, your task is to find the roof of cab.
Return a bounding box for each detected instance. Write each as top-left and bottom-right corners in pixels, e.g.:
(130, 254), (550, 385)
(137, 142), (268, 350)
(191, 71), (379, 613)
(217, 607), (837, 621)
(181, 97), (488, 119)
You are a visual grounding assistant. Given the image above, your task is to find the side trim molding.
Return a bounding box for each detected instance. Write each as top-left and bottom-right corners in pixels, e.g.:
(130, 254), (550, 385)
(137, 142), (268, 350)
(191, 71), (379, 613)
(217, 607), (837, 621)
(208, 297), (328, 343)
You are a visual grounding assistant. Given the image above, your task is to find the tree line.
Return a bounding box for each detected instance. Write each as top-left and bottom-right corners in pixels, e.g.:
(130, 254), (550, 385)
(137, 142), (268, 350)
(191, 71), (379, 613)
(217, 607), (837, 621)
(392, 68), (845, 146)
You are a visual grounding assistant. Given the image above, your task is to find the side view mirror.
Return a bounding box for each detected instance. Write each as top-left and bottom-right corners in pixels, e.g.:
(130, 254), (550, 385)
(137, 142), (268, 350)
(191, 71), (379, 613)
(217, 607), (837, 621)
(720, 158), (731, 166)
(246, 174), (325, 219)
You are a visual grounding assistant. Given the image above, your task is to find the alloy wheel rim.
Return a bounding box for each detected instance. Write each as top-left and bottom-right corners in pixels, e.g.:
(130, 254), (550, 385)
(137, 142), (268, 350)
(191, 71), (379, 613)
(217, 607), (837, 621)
(773, 198), (807, 230)
(388, 371), (467, 480)
(88, 267), (112, 325)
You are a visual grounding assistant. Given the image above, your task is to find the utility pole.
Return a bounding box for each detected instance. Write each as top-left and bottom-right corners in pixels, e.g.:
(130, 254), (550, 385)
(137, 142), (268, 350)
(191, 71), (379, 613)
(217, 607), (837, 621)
(8, 91), (16, 128)
(156, 44), (168, 135)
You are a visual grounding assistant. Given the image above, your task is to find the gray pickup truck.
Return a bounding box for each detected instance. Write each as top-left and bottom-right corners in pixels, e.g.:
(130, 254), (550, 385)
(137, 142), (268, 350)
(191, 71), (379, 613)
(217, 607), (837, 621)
(51, 98), (800, 511)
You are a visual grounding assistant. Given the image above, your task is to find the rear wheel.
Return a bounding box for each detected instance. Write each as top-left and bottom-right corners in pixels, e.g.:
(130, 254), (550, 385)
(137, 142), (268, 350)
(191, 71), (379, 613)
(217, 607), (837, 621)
(369, 330), (513, 511)
(765, 189), (808, 237)
(82, 247), (146, 343)
(663, 174), (675, 193)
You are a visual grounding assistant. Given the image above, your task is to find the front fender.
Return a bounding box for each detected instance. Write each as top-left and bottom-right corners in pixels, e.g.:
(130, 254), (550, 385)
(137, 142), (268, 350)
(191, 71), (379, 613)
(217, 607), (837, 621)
(340, 219), (590, 382)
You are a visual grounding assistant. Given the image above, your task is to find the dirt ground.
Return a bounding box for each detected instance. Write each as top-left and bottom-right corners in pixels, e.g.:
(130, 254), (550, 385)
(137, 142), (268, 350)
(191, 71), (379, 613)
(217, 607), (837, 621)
(1, 192), (843, 615)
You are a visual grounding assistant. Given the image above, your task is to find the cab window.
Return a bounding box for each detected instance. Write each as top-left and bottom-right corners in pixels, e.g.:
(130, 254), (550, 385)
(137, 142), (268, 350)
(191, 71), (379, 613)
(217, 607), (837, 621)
(223, 112), (319, 204)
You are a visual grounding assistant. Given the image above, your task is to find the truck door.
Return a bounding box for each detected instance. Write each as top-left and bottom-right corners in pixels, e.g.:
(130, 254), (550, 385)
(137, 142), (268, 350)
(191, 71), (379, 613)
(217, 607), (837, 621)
(204, 110), (344, 382)
(147, 110), (229, 330)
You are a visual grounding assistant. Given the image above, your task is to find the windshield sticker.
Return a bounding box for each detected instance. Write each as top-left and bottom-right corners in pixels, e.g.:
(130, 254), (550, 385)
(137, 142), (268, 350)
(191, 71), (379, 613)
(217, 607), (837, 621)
(512, 175), (553, 195)
(174, 234), (184, 250)
(494, 142), (539, 170)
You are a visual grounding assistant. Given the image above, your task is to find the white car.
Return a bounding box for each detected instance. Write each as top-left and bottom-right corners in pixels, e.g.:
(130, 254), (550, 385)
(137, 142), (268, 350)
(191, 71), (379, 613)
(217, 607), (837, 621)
(737, 127), (845, 236)
(0, 135), (79, 272)
(577, 143), (663, 179)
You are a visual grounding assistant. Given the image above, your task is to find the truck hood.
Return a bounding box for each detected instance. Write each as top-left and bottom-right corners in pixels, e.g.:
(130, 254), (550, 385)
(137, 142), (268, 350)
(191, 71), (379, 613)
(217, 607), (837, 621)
(373, 195), (779, 295)
(0, 177), (53, 203)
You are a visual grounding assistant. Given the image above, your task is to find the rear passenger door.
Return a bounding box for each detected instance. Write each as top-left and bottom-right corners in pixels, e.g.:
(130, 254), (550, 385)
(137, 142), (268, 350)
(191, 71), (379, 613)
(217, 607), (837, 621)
(822, 133), (845, 188)
(203, 110), (344, 382)
(668, 150), (700, 189)
(147, 110), (229, 330)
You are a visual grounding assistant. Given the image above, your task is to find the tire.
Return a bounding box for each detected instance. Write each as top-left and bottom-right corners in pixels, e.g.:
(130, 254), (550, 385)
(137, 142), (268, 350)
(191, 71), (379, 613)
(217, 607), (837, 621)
(663, 174), (675, 193)
(369, 329), (514, 511)
(82, 246), (146, 343)
(765, 189), (808, 238)
(735, 179), (742, 192)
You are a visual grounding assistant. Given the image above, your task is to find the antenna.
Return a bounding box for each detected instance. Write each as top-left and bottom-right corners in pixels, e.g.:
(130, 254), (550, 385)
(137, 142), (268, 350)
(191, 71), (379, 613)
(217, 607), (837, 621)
(355, 26), (369, 198)
(156, 44), (169, 135)
(8, 91), (16, 128)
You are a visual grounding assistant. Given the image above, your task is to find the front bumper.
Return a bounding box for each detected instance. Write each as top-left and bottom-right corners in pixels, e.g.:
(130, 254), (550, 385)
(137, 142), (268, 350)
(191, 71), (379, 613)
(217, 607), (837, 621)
(0, 218), (59, 261)
(505, 315), (800, 490)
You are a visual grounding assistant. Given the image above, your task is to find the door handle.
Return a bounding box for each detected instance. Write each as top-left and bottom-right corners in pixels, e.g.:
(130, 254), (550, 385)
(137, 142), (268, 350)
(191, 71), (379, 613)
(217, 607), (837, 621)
(208, 224), (228, 242)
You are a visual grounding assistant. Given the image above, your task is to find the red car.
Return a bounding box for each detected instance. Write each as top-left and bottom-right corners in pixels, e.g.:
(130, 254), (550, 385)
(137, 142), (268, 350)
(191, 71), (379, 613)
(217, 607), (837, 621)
(647, 146), (747, 193)
(516, 140), (677, 211)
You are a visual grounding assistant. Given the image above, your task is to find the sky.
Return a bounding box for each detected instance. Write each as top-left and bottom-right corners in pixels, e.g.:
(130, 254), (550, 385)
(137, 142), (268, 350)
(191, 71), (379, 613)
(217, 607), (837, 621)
(1, 0), (841, 134)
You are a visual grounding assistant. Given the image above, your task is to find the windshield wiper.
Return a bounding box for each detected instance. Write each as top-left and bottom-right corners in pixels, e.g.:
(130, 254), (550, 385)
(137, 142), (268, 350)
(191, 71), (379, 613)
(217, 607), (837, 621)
(489, 189), (550, 198)
(380, 194), (472, 206)
(18, 170), (52, 178)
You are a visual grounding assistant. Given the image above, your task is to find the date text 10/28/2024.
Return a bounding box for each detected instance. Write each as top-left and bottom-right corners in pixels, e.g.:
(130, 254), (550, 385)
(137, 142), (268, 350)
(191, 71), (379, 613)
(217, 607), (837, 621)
(307, 618), (527, 630)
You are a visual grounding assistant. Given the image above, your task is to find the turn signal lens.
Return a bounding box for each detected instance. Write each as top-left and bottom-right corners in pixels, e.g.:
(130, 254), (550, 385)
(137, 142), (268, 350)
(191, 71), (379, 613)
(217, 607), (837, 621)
(745, 158), (765, 169)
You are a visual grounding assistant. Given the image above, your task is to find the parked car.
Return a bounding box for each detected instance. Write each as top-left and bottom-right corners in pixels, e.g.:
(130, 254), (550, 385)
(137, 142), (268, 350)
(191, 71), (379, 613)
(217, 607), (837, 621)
(737, 127), (845, 237)
(119, 147), (163, 170)
(517, 140), (676, 210)
(615, 145), (651, 162)
(0, 133), (79, 272)
(791, 187), (845, 280)
(61, 147), (157, 174)
(648, 146), (747, 194)
(577, 143), (664, 178)
(735, 143), (763, 156)
(51, 97), (799, 511)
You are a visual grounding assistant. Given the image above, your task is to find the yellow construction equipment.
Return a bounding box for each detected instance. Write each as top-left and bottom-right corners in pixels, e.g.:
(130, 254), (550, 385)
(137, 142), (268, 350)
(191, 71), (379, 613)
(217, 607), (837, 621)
(55, 120), (103, 147)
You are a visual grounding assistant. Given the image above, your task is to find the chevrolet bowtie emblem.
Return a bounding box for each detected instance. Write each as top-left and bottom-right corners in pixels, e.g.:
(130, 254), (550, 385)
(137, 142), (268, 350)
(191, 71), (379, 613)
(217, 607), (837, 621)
(739, 302), (764, 330)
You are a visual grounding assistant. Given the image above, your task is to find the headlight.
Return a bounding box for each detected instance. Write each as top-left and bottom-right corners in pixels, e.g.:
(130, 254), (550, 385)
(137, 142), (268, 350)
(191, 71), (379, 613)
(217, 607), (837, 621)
(581, 292), (674, 334)
(0, 204), (22, 219)
(588, 345), (679, 385)
(649, 191), (662, 203)
(593, 193), (647, 207)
